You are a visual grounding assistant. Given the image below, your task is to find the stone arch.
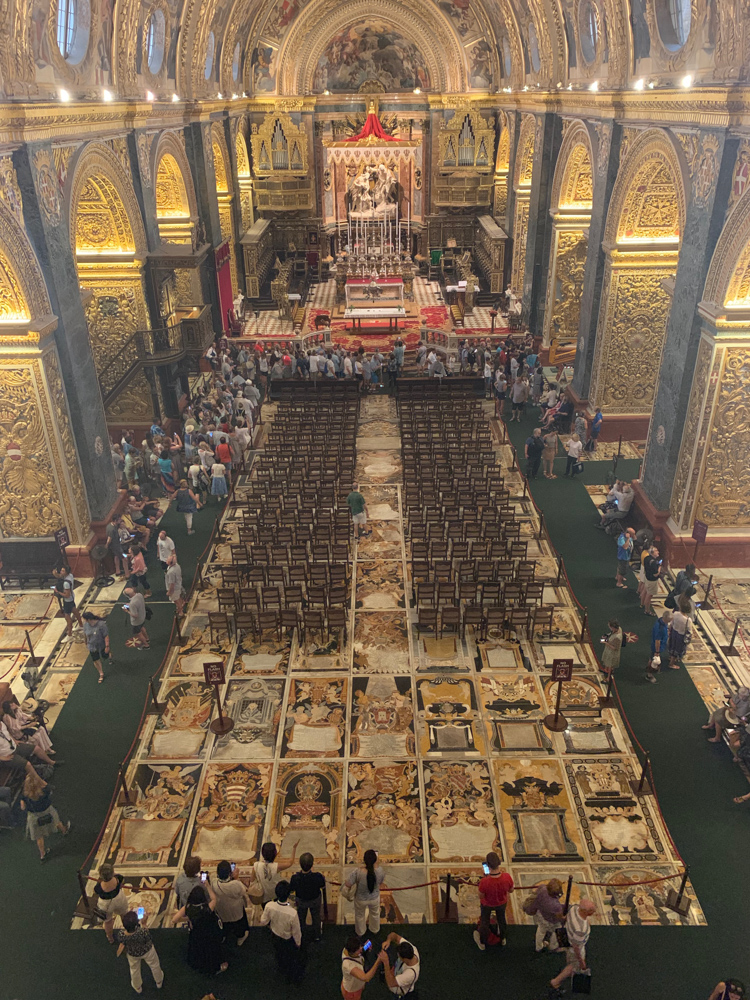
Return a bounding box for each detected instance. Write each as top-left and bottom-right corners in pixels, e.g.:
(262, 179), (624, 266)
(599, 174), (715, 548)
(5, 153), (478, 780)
(211, 122), (233, 195)
(513, 114), (536, 191)
(152, 132), (199, 219)
(277, 0), (468, 95)
(68, 142), (149, 378)
(544, 122), (594, 347)
(703, 186), (750, 309)
(510, 114), (536, 294)
(0, 201), (53, 325)
(589, 129), (685, 417)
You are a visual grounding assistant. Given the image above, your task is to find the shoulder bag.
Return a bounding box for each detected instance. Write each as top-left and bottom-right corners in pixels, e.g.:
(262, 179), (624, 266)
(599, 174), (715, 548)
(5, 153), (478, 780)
(571, 970), (592, 994)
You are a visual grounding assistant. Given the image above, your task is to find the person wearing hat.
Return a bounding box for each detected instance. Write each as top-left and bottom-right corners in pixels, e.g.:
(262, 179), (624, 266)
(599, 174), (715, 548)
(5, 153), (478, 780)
(615, 527), (636, 589)
(93, 863), (129, 944)
(83, 610), (111, 683)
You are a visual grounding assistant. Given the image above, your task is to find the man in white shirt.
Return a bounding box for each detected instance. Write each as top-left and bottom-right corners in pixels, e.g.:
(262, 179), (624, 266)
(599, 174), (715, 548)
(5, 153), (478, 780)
(549, 898), (595, 997)
(343, 354), (353, 378)
(260, 881), (303, 981)
(380, 932), (420, 996)
(165, 555), (185, 616)
(156, 530), (175, 570)
(309, 352), (319, 379)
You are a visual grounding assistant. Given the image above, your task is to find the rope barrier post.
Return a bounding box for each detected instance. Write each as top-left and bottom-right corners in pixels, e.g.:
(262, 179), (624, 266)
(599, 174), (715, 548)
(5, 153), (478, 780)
(616, 434), (623, 460)
(701, 574), (714, 611)
(147, 677), (166, 716)
(322, 883), (330, 924)
(556, 555), (563, 586)
(116, 764), (132, 807)
(721, 619), (740, 657)
(438, 872), (456, 923)
(666, 867), (692, 917)
(579, 607), (587, 644)
(523, 476), (528, 499)
(563, 874), (573, 915)
(538, 511), (545, 541)
(172, 612), (188, 647)
(630, 752), (653, 797)
(24, 629), (43, 669)
(74, 869), (93, 918)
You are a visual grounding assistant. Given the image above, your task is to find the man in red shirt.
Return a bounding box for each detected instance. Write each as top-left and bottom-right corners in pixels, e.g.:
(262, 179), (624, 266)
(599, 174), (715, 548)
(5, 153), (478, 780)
(473, 852), (514, 950)
(214, 436), (233, 481)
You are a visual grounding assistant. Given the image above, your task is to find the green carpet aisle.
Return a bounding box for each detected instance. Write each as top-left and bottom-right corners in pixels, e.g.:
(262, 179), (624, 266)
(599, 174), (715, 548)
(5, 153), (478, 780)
(1, 424), (743, 1000)
(503, 407), (748, 998)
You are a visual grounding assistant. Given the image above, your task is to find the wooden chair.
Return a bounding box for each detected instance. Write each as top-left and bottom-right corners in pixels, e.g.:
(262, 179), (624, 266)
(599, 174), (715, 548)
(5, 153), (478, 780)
(285, 585), (304, 609)
(208, 611), (232, 645)
(533, 605), (554, 639)
(279, 608), (299, 640)
(440, 606), (461, 639)
(415, 581), (435, 607)
(307, 585), (328, 608)
(261, 587), (282, 610)
(302, 609), (326, 645)
(256, 610), (280, 642)
(481, 581), (502, 605)
(483, 605), (506, 640)
(462, 604), (485, 639)
(217, 588), (238, 615)
(327, 607), (348, 642)
(415, 606), (438, 637)
(234, 611), (256, 643)
(436, 581), (456, 606)
(525, 582), (545, 605)
(458, 580), (479, 604)
(507, 608), (530, 640)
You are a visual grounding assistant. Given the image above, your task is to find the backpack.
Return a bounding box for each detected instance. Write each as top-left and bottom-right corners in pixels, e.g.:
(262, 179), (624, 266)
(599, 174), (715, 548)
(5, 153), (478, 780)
(522, 892), (539, 915)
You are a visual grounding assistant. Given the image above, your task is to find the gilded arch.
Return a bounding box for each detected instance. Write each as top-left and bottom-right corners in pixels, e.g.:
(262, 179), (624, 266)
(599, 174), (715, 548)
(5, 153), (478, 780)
(153, 131), (199, 220)
(277, 0), (468, 95)
(550, 122), (594, 212)
(513, 114), (536, 191)
(510, 114), (536, 294)
(590, 130), (685, 416)
(703, 186), (750, 309)
(0, 201), (53, 325)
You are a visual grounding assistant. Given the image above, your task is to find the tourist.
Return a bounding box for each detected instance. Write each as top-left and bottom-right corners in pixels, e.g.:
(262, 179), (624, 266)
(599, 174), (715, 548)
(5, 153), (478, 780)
(416, 342), (427, 373)
(703, 686), (750, 743)
(615, 527), (636, 589)
(526, 878), (564, 951)
(123, 587), (149, 650)
(647, 609), (672, 683)
(215, 435), (233, 477)
(210, 458), (229, 502)
(157, 448), (177, 496)
(165, 553), (186, 616)
(106, 516), (127, 578)
(379, 932), (420, 996)
(549, 898), (595, 997)
(584, 407), (603, 452)
(563, 433), (583, 477)
(174, 856), (206, 908)
(394, 339), (405, 371)
(93, 863), (129, 944)
(473, 851), (514, 950)
(344, 848), (384, 939)
(708, 980), (747, 1000)
(510, 376), (528, 421)
(640, 545), (663, 616)
(542, 429), (558, 479)
(260, 880), (303, 981)
(156, 529), (175, 571)
(173, 884), (228, 976)
(173, 478), (202, 534)
(82, 610), (111, 683)
(0, 716), (46, 783)
(524, 428), (544, 480)
(127, 545), (152, 598)
(601, 618), (623, 677)
(574, 411), (587, 448)
(494, 369), (508, 418)
(251, 841), (298, 905)
(19, 770), (70, 861)
(211, 860), (250, 946)
(341, 935), (383, 999)
(52, 567), (83, 637)
(347, 482), (369, 539)
(290, 852), (326, 942)
(1, 702), (57, 763)
(667, 597), (692, 669)
(115, 909), (164, 993)
(531, 364), (544, 406)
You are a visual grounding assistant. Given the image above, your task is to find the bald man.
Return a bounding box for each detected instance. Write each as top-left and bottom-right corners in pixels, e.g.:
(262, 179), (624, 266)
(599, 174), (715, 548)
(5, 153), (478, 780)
(549, 898), (596, 996)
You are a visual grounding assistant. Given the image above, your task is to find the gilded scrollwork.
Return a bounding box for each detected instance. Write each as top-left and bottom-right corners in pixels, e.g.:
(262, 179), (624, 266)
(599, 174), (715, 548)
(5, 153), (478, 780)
(32, 148), (62, 227)
(106, 369), (154, 421)
(547, 230), (588, 344)
(695, 348), (750, 526)
(669, 336), (712, 527)
(0, 157), (22, 225)
(511, 195), (529, 294)
(84, 282), (147, 376)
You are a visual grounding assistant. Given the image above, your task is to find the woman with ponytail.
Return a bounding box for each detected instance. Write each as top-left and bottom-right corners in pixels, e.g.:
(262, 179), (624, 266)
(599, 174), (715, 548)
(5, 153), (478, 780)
(344, 848), (385, 938)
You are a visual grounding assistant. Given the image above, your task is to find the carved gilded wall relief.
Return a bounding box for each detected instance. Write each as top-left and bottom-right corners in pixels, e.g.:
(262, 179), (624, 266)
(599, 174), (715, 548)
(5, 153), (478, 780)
(105, 369), (154, 421)
(83, 280), (148, 376)
(589, 257), (676, 414)
(694, 347), (750, 527)
(511, 196), (530, 294)
(669, 336), (713, 528)
(546, 229), (588, 345)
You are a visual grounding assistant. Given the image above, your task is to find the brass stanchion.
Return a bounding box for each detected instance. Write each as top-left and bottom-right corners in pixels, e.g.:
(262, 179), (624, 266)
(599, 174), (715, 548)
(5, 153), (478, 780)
(666, 867), (691, 917)
(630, 752), (653, 796)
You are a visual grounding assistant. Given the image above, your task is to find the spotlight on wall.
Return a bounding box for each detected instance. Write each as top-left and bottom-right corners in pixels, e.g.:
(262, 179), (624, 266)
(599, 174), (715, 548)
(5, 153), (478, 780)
(681, 74), (693, 88)
(589, 80), (599, 92)
(522, 85), (528, 91)
(413, 87), (421, 94)
(323, 89), (330, 95)
(102, 89), (114, 101)
(172, 93), (180, 102)
(231, 93), (238, 100)
(217, 92), (223, 99)
(647, 80), (655, 89)
(556, 82), (562, 88)
(59, 88), (71, 102)
(633, 78), (644, 90)
(146, 90), (155, 101)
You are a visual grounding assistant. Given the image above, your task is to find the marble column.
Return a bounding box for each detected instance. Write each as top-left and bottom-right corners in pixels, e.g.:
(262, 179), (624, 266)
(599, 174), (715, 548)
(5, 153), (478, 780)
(524, 113), (563, 334)
(184, 123), (223, 334)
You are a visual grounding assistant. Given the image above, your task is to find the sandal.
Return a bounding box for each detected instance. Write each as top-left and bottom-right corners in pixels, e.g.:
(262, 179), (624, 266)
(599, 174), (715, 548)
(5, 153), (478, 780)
(734, 796), (748, 804)
(98, 675), (104, 683)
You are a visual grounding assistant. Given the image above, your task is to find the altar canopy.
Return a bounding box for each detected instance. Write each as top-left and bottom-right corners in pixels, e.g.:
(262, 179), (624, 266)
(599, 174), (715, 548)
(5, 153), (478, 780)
(344, 107), (401, 143)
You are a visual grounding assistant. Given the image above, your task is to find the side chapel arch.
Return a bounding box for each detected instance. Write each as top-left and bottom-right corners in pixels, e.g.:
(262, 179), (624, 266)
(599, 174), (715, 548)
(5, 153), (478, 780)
(235, 125), (254, 234)
(68, 142), (150, 381)
(543, 121), (593, 347)
(153, 132), (199, 244)
(510, 114), (536, 295)
(588, 129), (686, 416)
(669, 188), (750, 530)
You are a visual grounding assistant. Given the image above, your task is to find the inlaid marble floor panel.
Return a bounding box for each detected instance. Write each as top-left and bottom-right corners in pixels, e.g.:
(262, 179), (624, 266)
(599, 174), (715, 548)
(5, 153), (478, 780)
(75, 394), (706, 931)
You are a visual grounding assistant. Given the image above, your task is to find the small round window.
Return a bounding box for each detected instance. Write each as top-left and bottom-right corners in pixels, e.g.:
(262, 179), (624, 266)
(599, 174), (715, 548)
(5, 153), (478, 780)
(204, 31), (215, 80)
(56, 0), (90, 65)
(656, 0), (692, 51)
(145, 9), (165, 75)
(528, 21), (541, 73)
(579, 0), (598, 64)
(232, 41), (241, 82)
(502, 37), (512, 77)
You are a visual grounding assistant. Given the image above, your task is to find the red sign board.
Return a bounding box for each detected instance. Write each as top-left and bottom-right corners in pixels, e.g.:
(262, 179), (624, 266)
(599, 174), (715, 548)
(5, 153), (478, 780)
(551, 658), (574, 683)
(692, 520), (708, 544)
(203, 660), (226, 686)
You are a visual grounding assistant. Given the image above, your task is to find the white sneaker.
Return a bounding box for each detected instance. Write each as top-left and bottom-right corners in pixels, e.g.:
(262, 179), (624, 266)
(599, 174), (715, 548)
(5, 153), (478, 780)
(473, 930), (486, 951)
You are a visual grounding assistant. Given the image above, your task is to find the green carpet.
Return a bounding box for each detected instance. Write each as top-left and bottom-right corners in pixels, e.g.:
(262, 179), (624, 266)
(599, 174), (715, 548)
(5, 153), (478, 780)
(1, 440), (742, 1000)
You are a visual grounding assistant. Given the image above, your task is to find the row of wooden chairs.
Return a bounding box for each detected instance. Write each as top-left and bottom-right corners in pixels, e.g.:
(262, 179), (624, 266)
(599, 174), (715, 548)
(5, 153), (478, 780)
(414, 603), (554, 641)
(411, 539), (528, 562)
(413, 578), (544, 607)
(215, 581), (349, 616)
(412, 558), (537, 584)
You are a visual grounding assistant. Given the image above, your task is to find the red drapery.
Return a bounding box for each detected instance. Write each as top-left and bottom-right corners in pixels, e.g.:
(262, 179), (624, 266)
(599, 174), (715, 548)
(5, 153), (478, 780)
(215, 241), (233, 332)
(344, 111), (399, 143)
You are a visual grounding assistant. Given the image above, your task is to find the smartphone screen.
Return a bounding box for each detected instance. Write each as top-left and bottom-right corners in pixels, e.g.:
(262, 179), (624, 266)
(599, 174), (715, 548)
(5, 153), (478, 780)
(362, 940), (372, 952)
(137, 906), (145, 919)
(230, 863), (236, 873)
(200, 871), (208, 882)
(482, 863), (490, 875)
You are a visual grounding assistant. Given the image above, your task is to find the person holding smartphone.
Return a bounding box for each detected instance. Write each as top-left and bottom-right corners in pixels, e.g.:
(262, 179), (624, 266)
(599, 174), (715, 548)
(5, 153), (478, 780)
(341, 935), (383, 1000)
(379, 932), (420, 996)
(211, 860), (250, 947)
(473, 852), (514, 950)
(115, 909), (164, 993)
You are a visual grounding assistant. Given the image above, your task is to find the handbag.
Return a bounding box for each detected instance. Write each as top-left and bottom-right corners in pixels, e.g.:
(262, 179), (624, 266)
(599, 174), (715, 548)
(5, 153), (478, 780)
(36, 811), (54, 827)
(571, 970), (592, 994)
(572, 461), (584, 475)
(340, 881), (356, 902)
(664, 591), (677, 610)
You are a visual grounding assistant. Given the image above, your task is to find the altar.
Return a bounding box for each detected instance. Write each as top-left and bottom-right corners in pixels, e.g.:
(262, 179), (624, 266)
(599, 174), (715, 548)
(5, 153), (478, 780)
(343, 276), (406, 331)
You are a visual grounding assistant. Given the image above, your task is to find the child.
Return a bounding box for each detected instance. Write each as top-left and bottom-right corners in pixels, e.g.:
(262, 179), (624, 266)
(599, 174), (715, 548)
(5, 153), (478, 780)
(290, 852), (326, 942)
(115, 910), (164, 993)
